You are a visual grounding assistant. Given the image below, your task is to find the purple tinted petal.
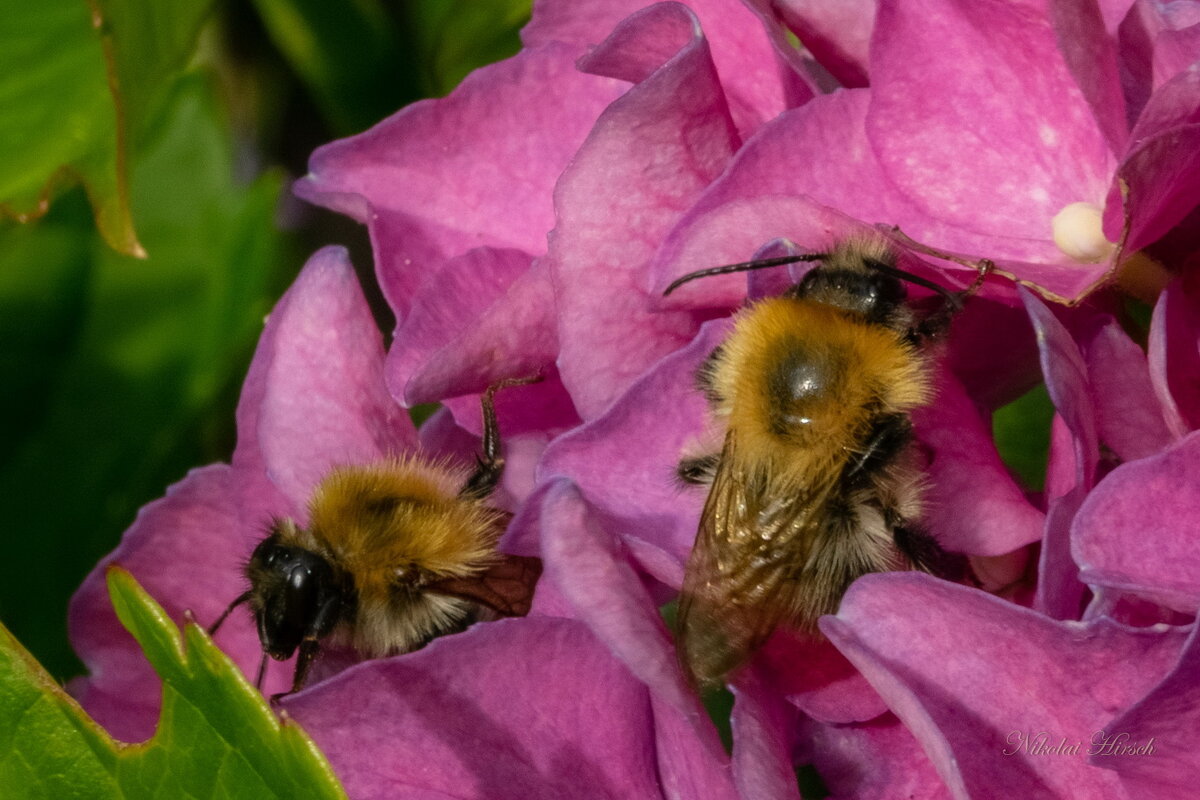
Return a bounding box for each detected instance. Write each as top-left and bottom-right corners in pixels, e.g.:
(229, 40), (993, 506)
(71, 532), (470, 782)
(1050, 0), (1129, 153)
(869, 0), (1115, 244)
(540, 321), (726, 568)
(551, 4), (741, 419)
(68, 466), (287, 741)
(295, 44), (623, 314)
(1108, 124), (1200, 251)
(797, 714), (954, 800)
(1023, 289), (1098, 619)
(1091, 622), (1200, 798)
(822, 573), (1189, 799)
(1074, 430), (1200, 614)
(914, 365), (1046, 556)
(387, 248), (558, 405)
(756, 633), (888, 724)
(651, 89), (1079, 304)
(284, 617), (665, 800)
(650, 693), (740, 800)
(536, 479), (711, 726)
(1083, 316), (1173, 461)
(774, 0), (875, 87)
(1147, 277), (1200, 437)
(253, 247), (415, 509)
(729, 666), (802, 800)
(524, 0), (800, 135)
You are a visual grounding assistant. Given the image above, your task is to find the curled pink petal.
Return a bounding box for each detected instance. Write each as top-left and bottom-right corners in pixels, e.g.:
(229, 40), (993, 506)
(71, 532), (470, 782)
(252, 247), (415, 509)
(524, 0), (802, 134)
(796, 713), (954, 800)
(1147, 276), (1200, 438)
(296, 43), (624, 314)
(1074, 430), (1200, 614)
(284, 617), (670, 799)
(1023, 288), (1098, 619)
(550, 2), (737, 419)
(822, 573), (1189, 800)
(1083, 315), (1174, 461)
(1091, 622), (1200, 798)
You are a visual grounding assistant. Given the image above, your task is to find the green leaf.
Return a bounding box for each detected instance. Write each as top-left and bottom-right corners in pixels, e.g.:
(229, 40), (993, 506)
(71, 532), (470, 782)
(0, 568), (347, 799)
(0, 72), (289, 680)
(0, 0), (214, 255)
(992, 383), (1054, 492)
(250, 0), (415, 135)
(407, 0), (531, 96)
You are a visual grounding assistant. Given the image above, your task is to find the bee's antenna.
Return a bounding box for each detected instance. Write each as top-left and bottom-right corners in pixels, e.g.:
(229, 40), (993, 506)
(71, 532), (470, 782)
(663, 254), (826, 296)
(208, 591), (253, 636)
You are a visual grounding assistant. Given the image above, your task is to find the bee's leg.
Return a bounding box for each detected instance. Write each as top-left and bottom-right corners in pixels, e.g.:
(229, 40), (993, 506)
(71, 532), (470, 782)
(842, 414), (912, 490)
(272, 593), (342, 702)
(460, 382), (508, 500)
(459, 375), (542, 500)
(879, 225), (994, 296)
(893, 524), (969, 581)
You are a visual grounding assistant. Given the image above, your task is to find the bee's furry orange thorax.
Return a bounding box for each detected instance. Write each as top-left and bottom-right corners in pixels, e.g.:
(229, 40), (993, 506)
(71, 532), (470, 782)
(712, 297), (931, 474)
(303, 457), (503, 586)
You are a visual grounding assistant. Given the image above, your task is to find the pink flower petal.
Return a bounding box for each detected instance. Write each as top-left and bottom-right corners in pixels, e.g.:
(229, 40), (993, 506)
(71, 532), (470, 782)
(869, 0), (1116, 243)
(796, 714), (954, 800)
(1147, 276), (1200, 438)
(1023, 289), (1098, 619)
(295, 44), (624, 313)
(1091, 622), (1200, 798)
(550, 2), (738, 419)
(539, 321), (725, 568)
(251, 247), (415, 509)
(1074, 430), (1200, 614)
(729, 666), (802, 800)
(1050, 0), (1129, 153)
(774, 0), (875, 87)
(537, 478), (702, 722)
(755, 633), (888, 724)
(387, 248), (558, 406)
(68, 466), (287, 741)
(524, 0), (802, 135)
(1083, 315), (1174, 461)
(283, 617), (669, 799)
(822, 573), (1189, 799)
(914, 365), (1046, 556)
(531, 478), (743, 797)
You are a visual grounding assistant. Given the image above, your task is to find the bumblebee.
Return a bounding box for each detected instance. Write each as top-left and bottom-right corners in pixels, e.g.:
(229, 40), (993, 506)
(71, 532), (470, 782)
(211, 378), (542, 696)
(666, 236), (989, 689)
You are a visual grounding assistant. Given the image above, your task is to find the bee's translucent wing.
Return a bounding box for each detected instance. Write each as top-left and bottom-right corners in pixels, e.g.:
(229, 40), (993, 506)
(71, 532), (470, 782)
(426, 554), (543, 617)
(676, 432), (840, 690)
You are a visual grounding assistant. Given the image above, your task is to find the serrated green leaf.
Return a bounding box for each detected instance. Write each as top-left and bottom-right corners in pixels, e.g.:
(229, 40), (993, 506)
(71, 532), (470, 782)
(0, 0), (137, 253)
(0, 0), (215, 254)
(992, 383), (1054, 492)
(0, 73), (289, 680)
(0, 568), (347, 799)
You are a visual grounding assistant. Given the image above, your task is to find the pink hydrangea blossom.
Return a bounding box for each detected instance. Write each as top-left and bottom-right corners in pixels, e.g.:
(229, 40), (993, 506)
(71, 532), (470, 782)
(69, 0), (1200, 797)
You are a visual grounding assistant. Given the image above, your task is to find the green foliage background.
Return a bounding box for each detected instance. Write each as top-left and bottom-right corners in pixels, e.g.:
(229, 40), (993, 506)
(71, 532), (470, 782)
(0, 0), (529, 685)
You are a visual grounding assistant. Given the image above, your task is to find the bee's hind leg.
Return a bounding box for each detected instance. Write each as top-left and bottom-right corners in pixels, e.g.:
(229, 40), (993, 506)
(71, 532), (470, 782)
(893, 524), (969, 582)
(459, 376), (542, 500)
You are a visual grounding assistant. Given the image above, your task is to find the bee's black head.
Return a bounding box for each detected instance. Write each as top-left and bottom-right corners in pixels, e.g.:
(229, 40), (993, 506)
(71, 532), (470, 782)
(787, 258), (908, 325)
(245, 532), (346, 661)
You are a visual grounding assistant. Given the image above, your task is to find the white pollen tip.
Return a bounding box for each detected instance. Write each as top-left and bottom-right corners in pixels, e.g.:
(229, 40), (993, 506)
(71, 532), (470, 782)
(1052, 202), (1115, 263)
